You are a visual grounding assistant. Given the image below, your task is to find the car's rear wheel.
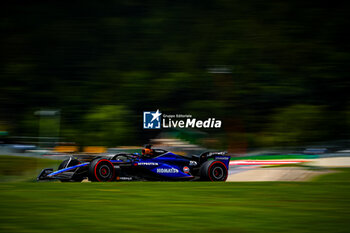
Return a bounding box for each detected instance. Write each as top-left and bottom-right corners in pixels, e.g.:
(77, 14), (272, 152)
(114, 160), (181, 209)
(88, 159), (115, 182)
(200, 160), (228, 181)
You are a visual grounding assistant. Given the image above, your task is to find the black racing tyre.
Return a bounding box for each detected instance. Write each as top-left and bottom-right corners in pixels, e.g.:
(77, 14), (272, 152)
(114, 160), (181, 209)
(200, 160), (228, 181)
(88, 158), (115, 182)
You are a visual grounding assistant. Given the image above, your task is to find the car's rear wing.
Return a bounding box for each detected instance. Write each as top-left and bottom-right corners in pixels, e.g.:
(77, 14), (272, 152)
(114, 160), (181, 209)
(200, 151), (230, 168)
(213, 155), (230, 168)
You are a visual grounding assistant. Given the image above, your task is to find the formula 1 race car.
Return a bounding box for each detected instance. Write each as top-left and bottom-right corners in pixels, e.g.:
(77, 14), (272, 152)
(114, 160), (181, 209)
(37, 145), (230, 182)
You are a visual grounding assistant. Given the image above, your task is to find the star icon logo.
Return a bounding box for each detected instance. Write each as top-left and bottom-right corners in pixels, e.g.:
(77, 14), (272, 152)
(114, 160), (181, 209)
(151, 109), (162, 122)
(143, 110), (162, 129)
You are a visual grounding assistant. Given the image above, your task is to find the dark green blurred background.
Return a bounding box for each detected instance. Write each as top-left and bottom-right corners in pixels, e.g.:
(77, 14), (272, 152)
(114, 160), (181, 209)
(0, 1), (349, 150)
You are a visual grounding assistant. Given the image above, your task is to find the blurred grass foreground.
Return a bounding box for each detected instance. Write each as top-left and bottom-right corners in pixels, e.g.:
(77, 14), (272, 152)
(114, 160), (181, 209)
(0, 155), (349, 233)
(0, 172), (349, 233)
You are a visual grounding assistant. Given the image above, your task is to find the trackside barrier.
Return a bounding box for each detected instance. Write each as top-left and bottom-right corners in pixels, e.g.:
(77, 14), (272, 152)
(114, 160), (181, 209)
(229, 160), (309, 166)
(83, 146), (107, 154)
(54, 146), (78, 153)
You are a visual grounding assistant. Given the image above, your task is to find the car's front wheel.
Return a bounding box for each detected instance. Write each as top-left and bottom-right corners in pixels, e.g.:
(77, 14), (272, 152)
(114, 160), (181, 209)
(88, 159), (115, 182)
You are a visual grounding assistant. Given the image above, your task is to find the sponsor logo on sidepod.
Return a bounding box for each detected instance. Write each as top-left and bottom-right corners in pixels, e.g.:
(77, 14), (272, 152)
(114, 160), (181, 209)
(156, 168), (179, 173)
(189, 161), (197, 166)
(138, 162), (159, 166)
(183, 166), (190, 173)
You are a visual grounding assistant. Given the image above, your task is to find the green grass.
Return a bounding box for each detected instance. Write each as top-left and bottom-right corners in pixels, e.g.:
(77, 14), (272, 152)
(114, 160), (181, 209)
(0, 155), (60, 182)
(0, 156), (349, 233)
(313, 168), (350, 182)
(0, 180), (350, 233)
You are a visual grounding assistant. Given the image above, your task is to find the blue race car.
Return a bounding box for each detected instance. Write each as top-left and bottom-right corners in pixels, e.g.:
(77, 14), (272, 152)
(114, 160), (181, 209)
(37, 145), (230, 182)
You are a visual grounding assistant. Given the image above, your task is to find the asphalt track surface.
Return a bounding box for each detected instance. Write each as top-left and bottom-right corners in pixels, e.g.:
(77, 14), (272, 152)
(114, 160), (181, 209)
(227, 157), (350, 181)
(228, 159), (310, 177)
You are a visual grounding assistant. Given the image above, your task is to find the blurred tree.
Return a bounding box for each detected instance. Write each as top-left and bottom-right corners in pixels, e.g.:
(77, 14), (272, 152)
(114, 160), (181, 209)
(83, 105), (134, 147)
(268, 105), (328, 146)
(0, 0), (349, 147)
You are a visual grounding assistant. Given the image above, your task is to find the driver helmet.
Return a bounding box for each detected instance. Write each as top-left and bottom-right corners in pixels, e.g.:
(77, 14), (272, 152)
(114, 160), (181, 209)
(142, 144), (153, 156)
(142, 148), (153, 156)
